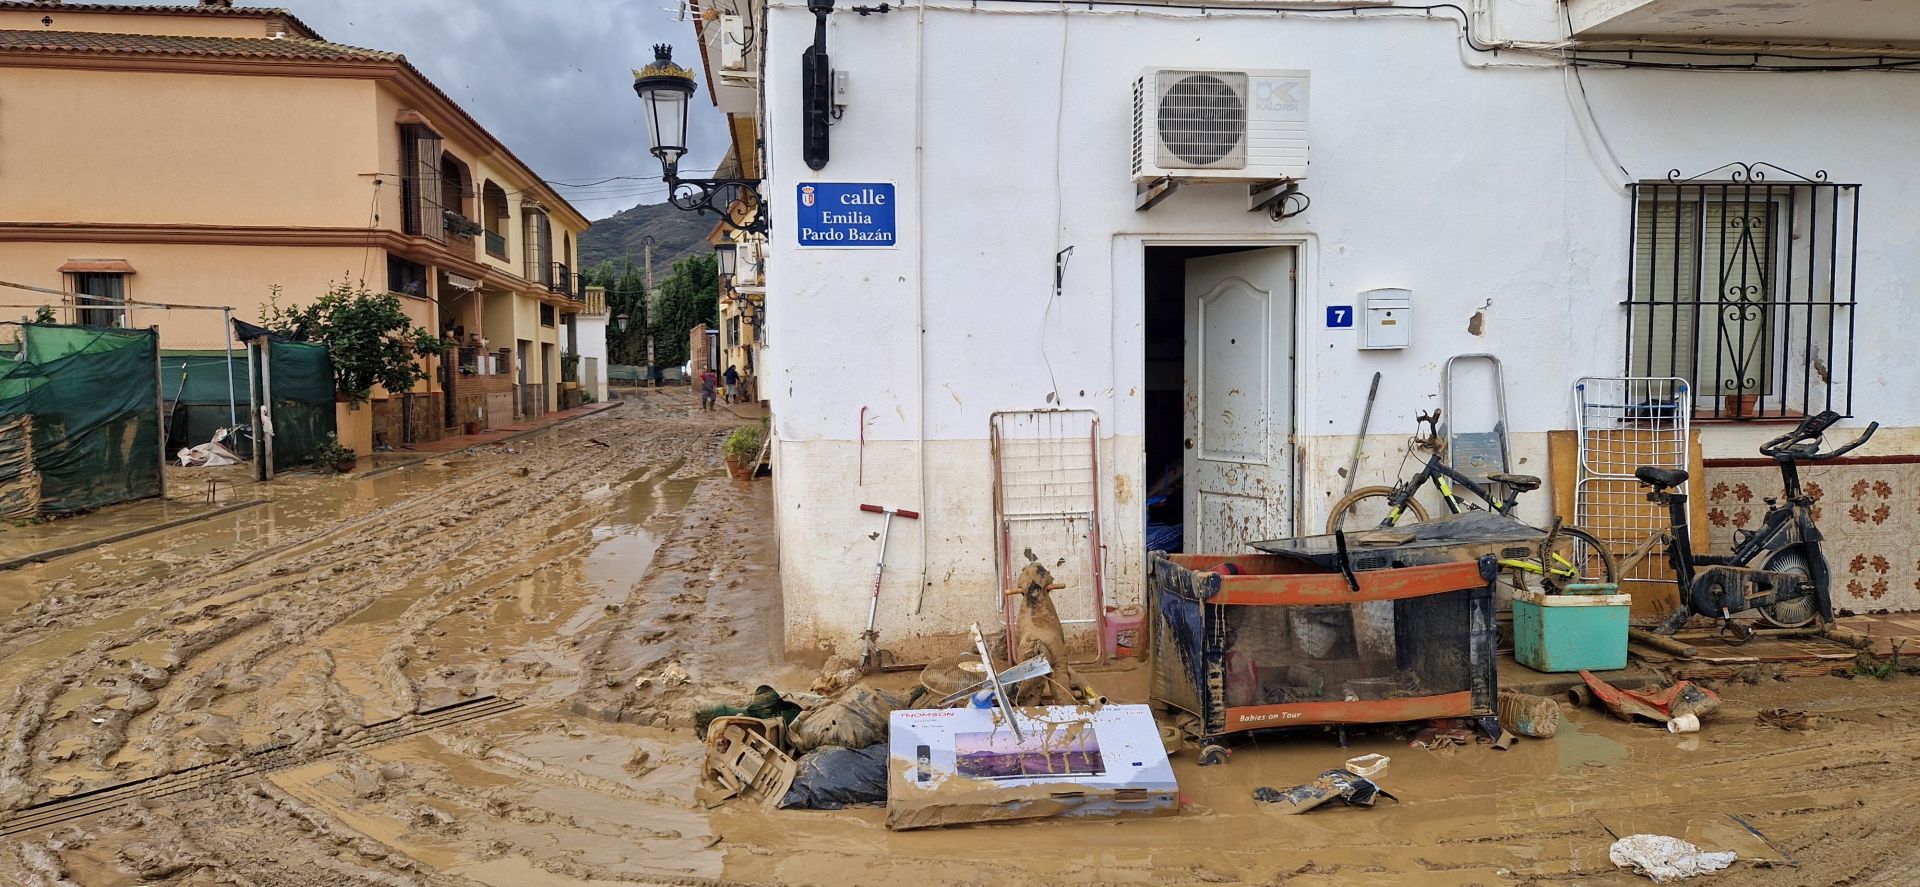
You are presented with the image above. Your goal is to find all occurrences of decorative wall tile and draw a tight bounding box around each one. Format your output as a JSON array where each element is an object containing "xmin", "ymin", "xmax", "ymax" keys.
[{"xmin": 1704, "ymin": 461, "xmax": 1920, "ymax": 614}]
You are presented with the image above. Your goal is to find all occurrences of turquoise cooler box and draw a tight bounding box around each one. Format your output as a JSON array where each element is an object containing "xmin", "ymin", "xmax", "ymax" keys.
[{"xmin": 1512, "ymin": 589, "xmax": 1631, "ymax": 673}]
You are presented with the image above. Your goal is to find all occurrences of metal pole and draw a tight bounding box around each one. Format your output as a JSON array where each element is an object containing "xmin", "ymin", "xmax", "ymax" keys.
[
  {"xmin": 223, "ymin": 307, "xmax": 237, "ymax": 429},
  {"xmin": 259, "ymin": 336, "xmax": 275, "ymax": 481},
  {"xmin": 247, "ymin": 338, "xmax": 262, "ymax": 481},
  {"xmin": 151, "ymin": 325, "xmax": 168, "ymax": 501}
]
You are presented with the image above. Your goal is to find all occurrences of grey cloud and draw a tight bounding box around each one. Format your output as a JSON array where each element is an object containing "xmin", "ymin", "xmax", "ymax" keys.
[{"xmin": 125, "ymin": 0, "xmax": 727, "ymax": 219}]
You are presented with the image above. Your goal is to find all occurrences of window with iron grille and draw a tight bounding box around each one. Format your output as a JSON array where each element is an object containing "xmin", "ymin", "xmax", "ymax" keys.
[
  {"xmin": 387, "ymin": 254, "xmax": 427, "ymax": 298},
  {"xmin": 540, "ymin": 303, "xmax": 556, "ymax": 328},
  {"xmin": 1626, "ymin": 164, "xmax": 1858, "ymax": 420},
  {"xmin": 524, "ymin": 208, "xmax": 552, "ymax": 285},
  {"xmin": 399, "ymin": 123, "xmax": 444, "ymax": 241}
]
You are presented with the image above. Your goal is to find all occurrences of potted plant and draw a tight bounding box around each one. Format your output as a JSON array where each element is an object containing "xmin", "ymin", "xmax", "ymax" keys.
[
  {"xmin": 316, "ymin": 433, "xmax": 358, "ymax": 474},
  {"xmin": 723, "ymin": 424, "xmax": 762, "ymax": 480}
]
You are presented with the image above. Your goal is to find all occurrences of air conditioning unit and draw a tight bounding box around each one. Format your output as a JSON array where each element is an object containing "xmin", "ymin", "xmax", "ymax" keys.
[
  {"xmin": 738, "ymin": 241, "xmax": 764, "ymax": 284},
  {"xmin": 1132, "ymin": 68, "xmax": 1310, "ymax": 184},
  {"xmin": 719, "ymin": 14, "xmax": 748, "ymax": 72}
]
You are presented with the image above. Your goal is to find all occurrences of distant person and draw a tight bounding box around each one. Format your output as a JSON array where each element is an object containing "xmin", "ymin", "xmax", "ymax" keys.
[
  {"xmin": 724, "ymin": 364, "xmax": 740, "ymax": 404},
  {"xmin": 700, "ymin": 368, "xmax": 718, "ymax": 412}
]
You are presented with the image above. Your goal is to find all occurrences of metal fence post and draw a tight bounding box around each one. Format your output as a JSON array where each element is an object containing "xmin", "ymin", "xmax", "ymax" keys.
[
  {"xmin": 260, "ymin": 336, "xmax": 275, "ymax": 480},
  {"xmin": 247, "ymin": 338, "xmax": 263, "ymax": 482},
  {"xmin": 223, "ymin": 307, "xmax": 238, "ymax": 429},
  {"xmin": 151, "ymin": 325, "xmax": 167, "ymax": 501}
]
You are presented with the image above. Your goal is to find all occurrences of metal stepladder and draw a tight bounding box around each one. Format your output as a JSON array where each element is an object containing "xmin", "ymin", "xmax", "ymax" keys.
[{"xmin": 1439, "ymin": 354, "xmax": 1511, "ymax": 486}]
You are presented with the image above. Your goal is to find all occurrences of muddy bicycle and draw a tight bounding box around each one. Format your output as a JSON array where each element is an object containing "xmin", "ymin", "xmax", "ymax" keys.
[{"xmin": 1328, "ymin": 411, "xmax": 1617, "ymax": 591}]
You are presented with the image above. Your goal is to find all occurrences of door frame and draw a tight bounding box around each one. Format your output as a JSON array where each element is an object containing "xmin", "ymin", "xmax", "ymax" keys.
[{"xmin": 1117, "ymin": 233, "xmax": 1313, "ymax": 551}]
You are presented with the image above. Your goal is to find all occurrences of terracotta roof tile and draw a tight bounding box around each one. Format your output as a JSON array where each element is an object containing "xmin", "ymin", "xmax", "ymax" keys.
[
  {"xmin": 0, "ymin": 28, "xmax": 396, "ymax": 62},
  {"xmin": 0, "ymin": 2, "xmax": 318, "ymax": 39}
]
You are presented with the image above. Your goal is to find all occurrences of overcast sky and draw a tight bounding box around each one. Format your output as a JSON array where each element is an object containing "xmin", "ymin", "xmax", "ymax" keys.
[{"xmin": 130, "ymin": 0, "xmax": 729, "ymax": 220}]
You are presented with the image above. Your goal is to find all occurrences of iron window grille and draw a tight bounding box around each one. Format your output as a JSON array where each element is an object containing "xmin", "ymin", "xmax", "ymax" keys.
[
  {"xmin": 399, "ymin": 124, "xmax": 445, "ymax": 242},
  {"xmin": 1625, "ymin": 163, "xmax": 1858, "ymax": 420}
]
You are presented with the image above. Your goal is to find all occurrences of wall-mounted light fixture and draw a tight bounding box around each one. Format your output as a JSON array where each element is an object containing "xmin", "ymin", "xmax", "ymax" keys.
[
  {"xmin": 801, "ymin": 0, "xmax": 835, "ymax": 170},
  {"xmin": 714, "ymin": 242, "xmax": 738, "ymax": 280},
  {"xmin": 633, "ymin": 45, "xmax": 768, "ymax": 235}
]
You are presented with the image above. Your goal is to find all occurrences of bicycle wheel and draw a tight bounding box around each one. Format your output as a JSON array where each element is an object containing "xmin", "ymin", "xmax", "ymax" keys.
[
  {"xmin": 1325, "ymin": 486, "xmax": 1429, "ymax": 534},
  {"xmin": 1539, "ymin": 526, "xmax": 1619, "ymax": 590}
]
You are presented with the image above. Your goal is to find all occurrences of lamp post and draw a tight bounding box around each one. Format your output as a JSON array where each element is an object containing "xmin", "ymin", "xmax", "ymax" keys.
[{"xmin": 633, "ymin": 45, "xmax": 768, "ymax": 235}]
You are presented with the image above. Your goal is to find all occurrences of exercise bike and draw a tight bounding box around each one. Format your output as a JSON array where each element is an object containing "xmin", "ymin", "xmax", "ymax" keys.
[{"xmin": 1636, "ymin": 410, "xmax": 1877, "ymax": 643}]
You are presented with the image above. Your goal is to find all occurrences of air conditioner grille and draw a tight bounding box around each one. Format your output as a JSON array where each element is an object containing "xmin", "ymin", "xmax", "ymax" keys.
[
  {"xmin": 1131, "ymin": 78, "xmax": 1146, "ymax": 176},
  {"xmin": 1157, "ymin": 73, "xmax": 1245, "ymax": 166}
]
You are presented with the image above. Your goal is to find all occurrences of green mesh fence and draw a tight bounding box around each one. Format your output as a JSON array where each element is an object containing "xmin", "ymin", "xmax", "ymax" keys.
[
  {"xmin": 0, "ymin": 323, "xmax": 163, "ymax": 519},
  {"xmin": 262, "ymin": 339, "xmax": 336, "ymax": 473},
  {"xmin": 159, "ymin": 353, "xmax": 250, "ymax": 453}
]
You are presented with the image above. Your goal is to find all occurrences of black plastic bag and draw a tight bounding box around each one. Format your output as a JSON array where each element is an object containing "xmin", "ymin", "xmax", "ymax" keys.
[{"xmin": 780, "ymin": 744, "xmax": 889, "ymax": 810}]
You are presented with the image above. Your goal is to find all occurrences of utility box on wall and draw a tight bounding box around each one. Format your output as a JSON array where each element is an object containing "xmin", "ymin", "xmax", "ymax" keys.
[{"xmin": 1360, "ymin": 288, "xmax": 1412, "ymax": 350}]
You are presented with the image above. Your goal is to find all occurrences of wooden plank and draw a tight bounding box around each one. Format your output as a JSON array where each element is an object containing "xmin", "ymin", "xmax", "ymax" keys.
[{"xmin": 1548, "ymin": 429, "xmax": 1578, "ymax": 527}]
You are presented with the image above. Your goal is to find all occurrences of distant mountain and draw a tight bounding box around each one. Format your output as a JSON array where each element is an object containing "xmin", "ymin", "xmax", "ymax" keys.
[{"xmin": 579, "ymin": 201, "xmax": 715, "ymax": 274}]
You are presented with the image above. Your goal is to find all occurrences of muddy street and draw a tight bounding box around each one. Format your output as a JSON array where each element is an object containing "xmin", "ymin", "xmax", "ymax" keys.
[{"xmin": 0, "ymin": 389, "xmax": 1917, "ymax": 885}]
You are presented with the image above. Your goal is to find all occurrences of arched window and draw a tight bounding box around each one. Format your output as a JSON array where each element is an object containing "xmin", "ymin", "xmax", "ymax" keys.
[
  {"xmin": 439, "ymin": 154, "xmax": 472, "ymax": 223},
  {"xmin": 482, "ymin": 181, "xmax": 510, "ymax": 258}
]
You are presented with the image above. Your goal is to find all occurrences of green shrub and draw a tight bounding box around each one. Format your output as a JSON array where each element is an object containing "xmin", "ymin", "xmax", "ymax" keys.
[
  {"xmin": 724, "ymin": 425, "xmax": 762, "ymax": 461},
  {"xmin": 315, "ymin": 433, "xmax": 357, "ymax": 473}
]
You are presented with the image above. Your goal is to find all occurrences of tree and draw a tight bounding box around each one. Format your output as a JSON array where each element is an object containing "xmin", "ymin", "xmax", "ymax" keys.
[
  {"xmin": 260, "ymin": 281, "xmax": 443, "ymax": 405},
  {"xmin": 647, "ymin": 254, "xmax": 718, "ymax": 370},
  {"xmin": 589, "ymin": 258, "xmax": 650, "ymax": 366}
]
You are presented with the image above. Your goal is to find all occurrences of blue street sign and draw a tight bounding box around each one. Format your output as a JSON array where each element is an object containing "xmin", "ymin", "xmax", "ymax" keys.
[
  {"xmin": 795, "ymin": 182, "xmax": 897, "ymax": 248},
  {"xmin": 1326, "ymin": 305, "xmax": 1355, "ymax": 328}
]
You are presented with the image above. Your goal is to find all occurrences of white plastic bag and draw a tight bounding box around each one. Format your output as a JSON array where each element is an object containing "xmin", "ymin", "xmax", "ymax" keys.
[{"xmin": 1609, "ymin": 834, "xmax": 1737, "ymax": 882}]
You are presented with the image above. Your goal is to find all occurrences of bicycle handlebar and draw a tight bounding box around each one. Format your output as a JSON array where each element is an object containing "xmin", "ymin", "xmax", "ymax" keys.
[
  {"xmin": 1814, "ymin": 422, "xmax": 1878, "ymax": 460},
  {"xmin": 1758, "ymin": 410, "xmax": 1877, "ymax": 461}
]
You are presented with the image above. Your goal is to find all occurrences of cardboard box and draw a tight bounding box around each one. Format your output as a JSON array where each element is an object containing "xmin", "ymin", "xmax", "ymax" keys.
[{"xmin": 886, "ymin": 703, "xmax": 1178, "ymax": 830}]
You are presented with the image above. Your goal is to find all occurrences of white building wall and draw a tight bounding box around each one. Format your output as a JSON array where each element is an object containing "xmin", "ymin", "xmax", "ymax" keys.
[
  {"xmin": 760, "ymin": 1, "xmax": 1920, "ymax": 659},
  {"xmin": 577, "ymin": 315, "xmax": 610, "ymax": 400}
]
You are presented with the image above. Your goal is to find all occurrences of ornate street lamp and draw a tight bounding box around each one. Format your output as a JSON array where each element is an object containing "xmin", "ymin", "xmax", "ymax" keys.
[
  {"xmin": 615, "ymin": 313, "xmax": 630, "ymax": 333},
  {"xmin": 714, "ymin": 242, "xmax": 738, "ymax": 281},
  {"xmin": 633, "ymin": 45, "xmax": 768, "ymax": 235}
]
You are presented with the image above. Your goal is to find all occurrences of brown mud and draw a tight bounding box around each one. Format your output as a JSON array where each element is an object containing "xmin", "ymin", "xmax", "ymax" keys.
[{"xmin": 2, "ymin": 388, "xmax": 1919, "ymax": 885}]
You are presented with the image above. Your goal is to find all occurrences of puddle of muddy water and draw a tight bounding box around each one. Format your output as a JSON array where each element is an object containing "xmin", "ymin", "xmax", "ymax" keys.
[
  {"xmin": 325, "ymin": 459, "xmax": 707, "ymax": 713},
  {"xmin": 0, "ymin": 462, "xmax": 479, "ymax": 619}
]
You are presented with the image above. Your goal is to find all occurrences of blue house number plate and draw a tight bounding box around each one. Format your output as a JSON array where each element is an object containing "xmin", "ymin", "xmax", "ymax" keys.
[{"xmin": 1326, "ymin": 305, "xmax": 1355, "ymax": 328}]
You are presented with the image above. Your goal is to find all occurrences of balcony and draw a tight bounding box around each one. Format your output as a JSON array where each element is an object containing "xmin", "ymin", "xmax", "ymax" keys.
[
  {"xmin": 1568, "ymin": 0, "xmax": 1920, "ymax": 45},
  {"xmin": 485, "ymin": 230, "xmax": 508, "ymax": 260},
  {"xmin": 549, "ymin": 263, "xmax": 577, "ymax": 298},
  {"xmin": 442, "ymin": 211, "xmax": 482, "ymax": 261},
  {"xmin": 457, "ymin": 345, "xmax": 511, "ymax": 377}
]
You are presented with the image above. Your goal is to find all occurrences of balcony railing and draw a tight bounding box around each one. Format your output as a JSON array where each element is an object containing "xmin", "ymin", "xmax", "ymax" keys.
[
  {"xmin": 550, "ymin": 263, "xmax": 573, "ymax": 296},
  {"xmin": 457, "ymin": 345, "xmax": 511, "ymax": 376},
  {"xmin": 442, "ymin": 211, "xmax": 481, "ymax": 260},
  {"xmin": 484, "ymin": 230, "xmax": 508, "ymax": 259}
]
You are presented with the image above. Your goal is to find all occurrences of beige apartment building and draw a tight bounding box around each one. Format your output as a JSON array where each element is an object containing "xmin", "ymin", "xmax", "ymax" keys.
[{"xmin": 0, "ymin": 0, "xmax": 590, "ymax": 450}]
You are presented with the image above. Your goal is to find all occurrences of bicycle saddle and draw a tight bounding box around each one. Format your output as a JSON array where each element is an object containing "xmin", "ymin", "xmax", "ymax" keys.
[
  {"xmin": 1486, "ymin": 473, "xmax": 1541, "ymax": 492},
  {"xmin": 1635, "ymin": 466, "xmax": 1689, "ymax": 489}
]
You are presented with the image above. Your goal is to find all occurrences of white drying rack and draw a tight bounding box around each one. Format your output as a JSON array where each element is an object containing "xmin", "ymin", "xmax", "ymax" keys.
[{"xmin": 1573, "ymin": 377, "xmax": 1691, "ymax": 582}]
